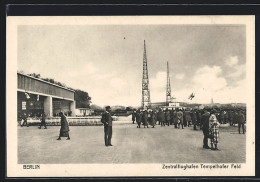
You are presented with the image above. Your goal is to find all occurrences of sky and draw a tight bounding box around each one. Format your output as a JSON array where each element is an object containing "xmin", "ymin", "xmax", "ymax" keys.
[{"xmin": 18, "ymin": 25, "xmax": 246, "ymax": 107}]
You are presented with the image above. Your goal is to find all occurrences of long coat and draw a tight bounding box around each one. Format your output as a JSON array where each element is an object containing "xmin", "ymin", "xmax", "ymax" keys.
[
  {"xmin": 184, "ymin": 111, "xmax": 192, "ymax": 122},
  {"xmin": 157, "ymin": 110, "xmax": 165, "ymax": 123},
  {"xmin": 132, "ymin": 112, "xmax": 136, "ymax": 122},
  {"xmin": 237, "ymin": 112, "xmax": 245, "ymax": 124},
  {"xmin": 165, "ymin": 111, "xmax": 171, "ymax": 122},
  {"xmin": 136, "ymin": 112, "xmax": 142, "ymax": 124},
  {"xmin": 150, "ymin": 112, "xmax": 156, "ymax": 126},
  {"xmin": 142, "ymin": 111, "xmax": 148, "ymax": 126},
  {"xmin": 191, "ymin": 111, "xmax": 197, "ymax": 125},
  {"xmin": 59, "ymin": 115, "xmax": 70, "ymax": 137},
  {"xmin": 177, "ymin": 111, "xmax": 183, "ymax": 124},
  {"xmin": 173, "ymin": 111, "xmax": 178, "ymax": 124},
  {"xmin": 101, "ymin": 112, "xmax": 113, "ymax": 126},
  {"xmin": 201, "ymin": 112, "xmax": 210, "ymax": 132},
  {"xmin": 60, "ymin": 115, "xmax": 69, "ymax": 132}
]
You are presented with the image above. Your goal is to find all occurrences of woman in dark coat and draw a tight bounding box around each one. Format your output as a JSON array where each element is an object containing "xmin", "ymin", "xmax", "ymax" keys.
[{"xmin": 57, "ymin": 112, "xmax": 70, "ymax": 140}]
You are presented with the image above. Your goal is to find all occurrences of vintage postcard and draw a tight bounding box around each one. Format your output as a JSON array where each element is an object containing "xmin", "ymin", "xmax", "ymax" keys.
[{"xmin": 6, "ymin": 16, "xmax": 255, "ymax": 177}]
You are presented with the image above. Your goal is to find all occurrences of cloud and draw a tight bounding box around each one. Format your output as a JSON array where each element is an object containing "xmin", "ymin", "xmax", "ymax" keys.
[
  {"xmin": 225, "ymin": 56, "xmax": 239, "ymax": 67},
  {"xmin": 192, "ymin": 65, "xmax": 227, "ymax": 92},
  {"xmin": 68, "ymin": 63, "xmax": 98, "ymax": 78},
  {"xmin": 175, "ymin": 73, "xmax": 185, "ymax": 80},
  {"xmin": 173, "ymin": 65, "xmax": 228, "ymax": 103},
  {"xmin": 227, "ymin": 63, "xmax": 246, "ymax": 78},
  {"xmin": 173, "ymin": 65, "xmax": 247, "ymax": 104},
  {"xmin": 150, "ymin": 72, "xmax": 167, "ymax": 102}
]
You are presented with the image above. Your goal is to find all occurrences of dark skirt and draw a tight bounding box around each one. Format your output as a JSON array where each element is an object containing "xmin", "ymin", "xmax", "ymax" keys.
[{"xmin": 60, "ymin": 131, "xmax": 69, "ymax": 137}]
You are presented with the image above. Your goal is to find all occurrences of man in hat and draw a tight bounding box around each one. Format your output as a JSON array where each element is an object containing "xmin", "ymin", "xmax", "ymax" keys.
[
  {"xmin": 201, "ymin": 109, "xmax": 211, "ymax": 149},
  {"xmin": 101, "ymin": 106, "xmax": 113, "ymax": 146}
]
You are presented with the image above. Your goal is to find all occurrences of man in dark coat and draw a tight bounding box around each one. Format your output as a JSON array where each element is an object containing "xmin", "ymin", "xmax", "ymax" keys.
[
  {"xmin": 101, "ymin": 106, "xmax": 113, "ymax": 146},
  {"xmin": 39, "ymin": 112, "xmax": 47, "ymax": 129},
  {"xmin": 150, "ymin": 110, "xmax": 156, "ymax": 128},
  {"xmin": 196, "ymin": 110, "xmax": 201, "ymax": 130},
  {"xmin": 21, "ymin": 112, "xmax": 29, "ymax": 127},
  {"xmin": 142, "ymin": 110, "xmax": 149, "ymax": 128},
  {"xmin": 165, "ymin": 108, "xmax": 171, "ymax": 126},
  {"xmin": 237, "ymin": 110, "xmax": 246, "ymax": 134},
  {"xmin": 177, "ymin": 108, "xmax": 184, "ymax": 129},
  {"xmin": 157, "ymin": 108, "xmax": 165, "ymax": 126},
  {"xmin": 185, "ymin": 110, "xmax": 192, "ymax": 127},
  {"xmin": 191, "ymin": 110, "xmax": 197, "ymax": 130},
  {"xmin": 136, "ymin": 109, "xmax": 142, "ymax": 128},
  {"xmin": 132, "ymin": 110, "xmax": 136, "ymax": 124},
  {"xmin": 170, "ymin": 108, "xmax": 174, "ymax": 125},
  {"xmin": 183, "ymin": 109, "xmax": 187, "ymax": 127},
  {"xmin": 201, "ymin": 109, "xmax": 211, "ymax": 149},
  {"xmin": 57, "ymin": 112, "xmax": 70, "ymax": 140}
]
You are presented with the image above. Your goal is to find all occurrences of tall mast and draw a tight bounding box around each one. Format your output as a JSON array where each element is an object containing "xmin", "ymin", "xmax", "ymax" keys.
[
  {"xmin": 166, "ymin": 61, "xmax": 171, "ymax": 106},
  {"xmin": 141, "ymin": 40, "xmax": 151, "ymax": 109}
]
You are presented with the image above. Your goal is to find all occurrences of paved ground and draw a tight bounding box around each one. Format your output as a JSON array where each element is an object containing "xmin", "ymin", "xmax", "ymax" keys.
[{"xmin": 18, "ymin": 117, "xmax": 246, "ymax": 164}]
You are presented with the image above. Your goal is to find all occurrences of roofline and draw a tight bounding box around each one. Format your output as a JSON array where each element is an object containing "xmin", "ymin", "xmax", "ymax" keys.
[{"xmin": 17, "ymin": 72, "xmax": 75, "ymax": 92}]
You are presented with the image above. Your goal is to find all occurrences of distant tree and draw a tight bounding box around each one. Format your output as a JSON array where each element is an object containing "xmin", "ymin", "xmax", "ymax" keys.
[
  {"xmin": 28, "ymin": 73, "xmax": 41, "ymax": 78},
  {"xmin": 91, "ymin": 104, "xmax": 104, "ymax": 111},
  {"xmin": 126, "ymin": 106, "xmax": 133, "ymax": 111},
  {"xmin": 75, "ymin": 89, "xmax": 91, "ymax": 108}
]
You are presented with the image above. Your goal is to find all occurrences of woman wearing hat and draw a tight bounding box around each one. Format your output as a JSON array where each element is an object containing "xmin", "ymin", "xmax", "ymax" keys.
[{"xmin": 57, "ymin": 112, "xmax": 70, "ymax": 140}]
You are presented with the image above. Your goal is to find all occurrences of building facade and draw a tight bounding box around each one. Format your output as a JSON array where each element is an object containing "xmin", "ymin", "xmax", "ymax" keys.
[{"xmin": 17, "ymin": 73, "xmax": 76, "ymax": 117}]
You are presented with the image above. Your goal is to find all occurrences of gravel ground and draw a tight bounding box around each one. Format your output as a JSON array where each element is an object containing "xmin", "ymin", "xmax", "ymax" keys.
[{"xmin": 18, "ymin": 119, "xmax": 246, "ymax": 164}]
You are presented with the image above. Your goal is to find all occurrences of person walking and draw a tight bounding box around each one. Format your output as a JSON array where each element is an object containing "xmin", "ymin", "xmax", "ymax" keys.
[
  {"xmin": 39, "ymin": 112, "xmax": 47, "ymax": 129},
  {"xmin": 57, "ymin": 112, "xmax": 70, "ymax": 140},
  {"xmin": 201, "ymin": 109, "xmax": 211, "ymax": 149},
  {"xmin": 21, "ymin": 112, "xmax": 29, "ymax": 127},
  {"xmin": 101, "ymin": 106, "xmax": 113, "ymax": 146}
]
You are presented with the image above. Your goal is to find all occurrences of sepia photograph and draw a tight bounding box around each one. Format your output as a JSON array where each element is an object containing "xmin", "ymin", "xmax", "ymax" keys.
[{"xmin": 6, "ymin": 16, "xmax": 255, "ymax": 177}]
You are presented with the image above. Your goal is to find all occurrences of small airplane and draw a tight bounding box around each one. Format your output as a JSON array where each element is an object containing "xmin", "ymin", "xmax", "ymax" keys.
[{"xmin": 188, "ymin": 93, "xmax": 195, "ymax": 100}]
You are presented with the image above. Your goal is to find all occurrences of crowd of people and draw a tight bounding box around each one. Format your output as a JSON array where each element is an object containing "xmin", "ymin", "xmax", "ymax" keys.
[
  {"xmin": 132, "ymin": 107, "xmax": 246, "ymax": 150},
  {"xmin": 18, "ymin": 106, "xmax": 246, "ymax": 149}
]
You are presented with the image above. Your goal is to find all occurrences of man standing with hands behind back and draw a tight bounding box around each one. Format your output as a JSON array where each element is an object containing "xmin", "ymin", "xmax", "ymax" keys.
[{"xmin": 101, "ymin": 106, "xmax": 113, "ymax": 147}]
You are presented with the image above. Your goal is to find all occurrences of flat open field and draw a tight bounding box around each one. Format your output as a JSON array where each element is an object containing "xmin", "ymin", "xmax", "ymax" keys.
[{"xmin": 18, "ymin": 117, "xmax": 246, "ymax": 164}]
